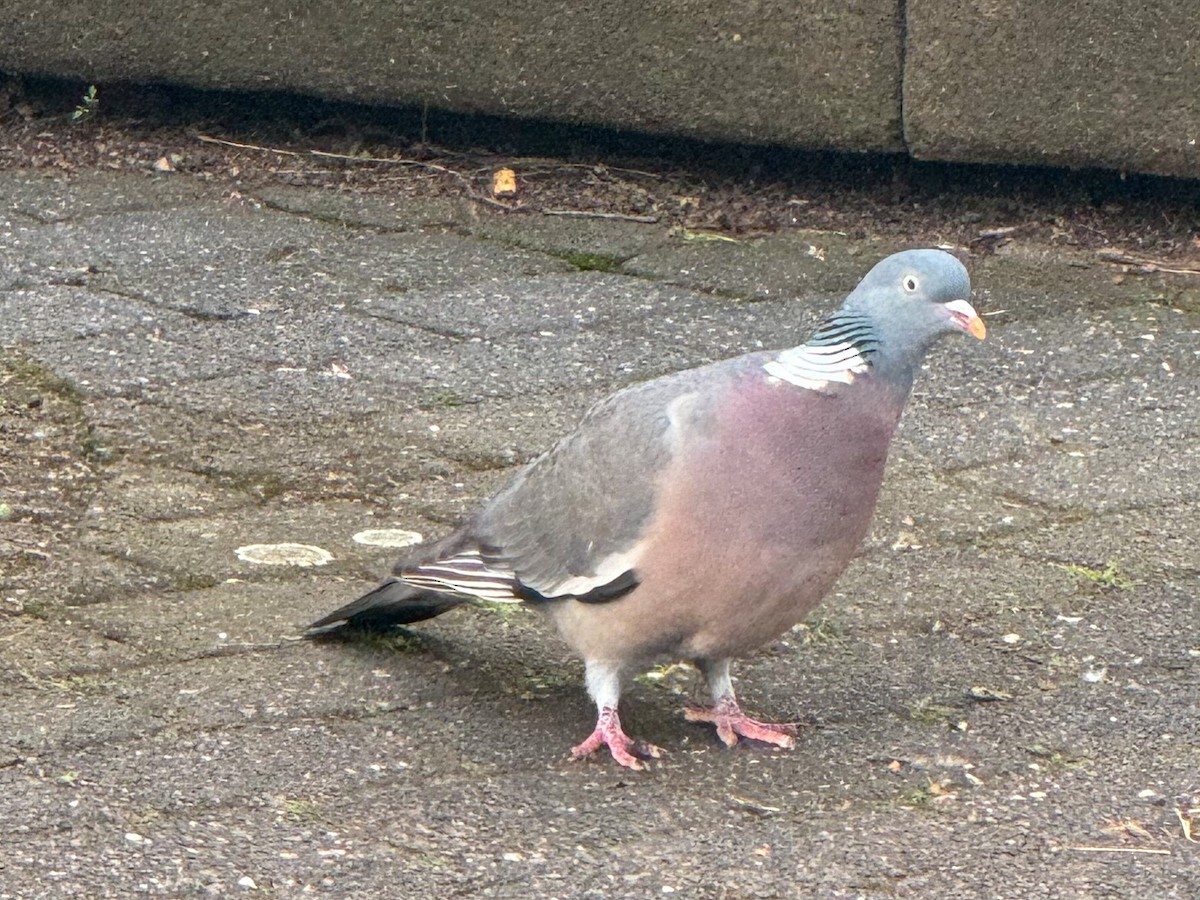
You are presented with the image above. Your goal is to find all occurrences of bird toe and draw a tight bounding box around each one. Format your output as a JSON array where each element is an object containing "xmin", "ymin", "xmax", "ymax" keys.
[
  {"xmin": 570, "ymin": 708, "xmax": 662, "ymax": 770},
  {"xmin": 684, "ymin": 703, "xmax": 798, "ymax": 750}
]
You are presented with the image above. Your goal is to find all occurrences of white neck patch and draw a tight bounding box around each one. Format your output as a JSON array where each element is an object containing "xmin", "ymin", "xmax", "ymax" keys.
[{"xmin": 763, "ymin": 342, "xmax": 871, "ymax": 391}]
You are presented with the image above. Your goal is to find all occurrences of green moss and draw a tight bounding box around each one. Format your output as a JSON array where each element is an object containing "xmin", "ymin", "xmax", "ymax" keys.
[
  {"xmin": 45, "ymin": 673, "xmax": 112, "ymax": 694},
  {"xmin": 2, "ymin": 354, "xmax": 85, "ymax": 404},
  {"xmin": 351, "ymin": 629, "xmax": 427, "ymax": 654},
  {"xmin": 170, "ymin": 572, "xmax": 220, "ymax": 592},
  {"xmin": 791, "ymin": 616, "xmax": 847, "ymax": 646},
  {"xmin": 477, "ymin": 599, "xmax": 529, "ymax": 621},
  {"xmin": 635, "ymin": 661, "xmax": 693, "ymax": 691},
  {"xmin": 281, "ymin": 798, "xmax": 327, "ymax": 824},
  {"xmin": 561, "ymin": 251, "xmax": 624, "ymax": 273},
  {"xmin": 1055, "ymin": 561, "xmax": 1133, "ymax": 590},
  {"xmin": 1024, "ymin": 744, "xmax": 1095, "ymax": 773},
  {"xmin": 3, "ymin": 352, "xmax": 111, "ymax": 467},
  {"xmin": 518, "ymin": 667, "xmax": 576, "ymax": 698},
  {"xmin": 1168, "ymin": 286, "xmax": 1200, "ymax": 316},
  {"xmin": 19, "ymin": 599, "xmax": 57, "ymax": 622},
  {"xmin": 907, "ymin": 696, "xmax": 961, "ymax": 726},
  {"xmin": 899, "ymin": 784, "xmax": 938, "ymax": 810},
  {"xmin": 394, "ymin": 849, "xmax": 455, "ymax": 871},
  {"xmin": 422, "ymin": 389, "xmax": 465, "ymax": 409},
  {"xmin": 80, "ymin": 430, "xmax": 116, "ymax": 463},
  {"xmin": 219, "ymin": 469, "xmax": 290, "ymax": 502},
  {"xmin": 439, "ymin": 448, "xmax": 519, "ymax": 473}
]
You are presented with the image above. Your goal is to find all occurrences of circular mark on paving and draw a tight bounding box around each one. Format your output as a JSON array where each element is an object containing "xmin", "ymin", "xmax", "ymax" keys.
[
  {"xmin": 235, "ymin": 543, "xmax": 334, "ymax": 567},
  {"xmin": 352, "ymin": 529, "xmax": 424, "ymax": 548}
]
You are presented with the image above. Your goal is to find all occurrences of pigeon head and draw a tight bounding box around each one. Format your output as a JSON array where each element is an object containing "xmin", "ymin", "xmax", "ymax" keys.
[{"xmin": 840, "ymin": 248, "xmax": 985, "ymax": 387}]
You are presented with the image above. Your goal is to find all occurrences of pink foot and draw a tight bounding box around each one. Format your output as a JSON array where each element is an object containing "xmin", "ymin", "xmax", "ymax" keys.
[
  {"xmin": 570, "ymin": 706, "xmax": 664, "ymax": 771},
  {"xmin": 684, "ymin": 696, "xmax": 797, "ymax": 749}
]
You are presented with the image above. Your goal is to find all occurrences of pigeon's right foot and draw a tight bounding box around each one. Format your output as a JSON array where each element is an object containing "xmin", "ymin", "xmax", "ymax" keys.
[
  {"xmin": 684, "ymin": 695, "xmax": 797, "ymax": 749},
  {"xmin": 570, "ymin": 706, "xmax": 664, "ymax": 770}
]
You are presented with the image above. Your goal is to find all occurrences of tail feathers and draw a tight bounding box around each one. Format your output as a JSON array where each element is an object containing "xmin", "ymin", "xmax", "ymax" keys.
[{"xmin": 304, "ymin": 579, "xmax": 465, "ymax": 636}]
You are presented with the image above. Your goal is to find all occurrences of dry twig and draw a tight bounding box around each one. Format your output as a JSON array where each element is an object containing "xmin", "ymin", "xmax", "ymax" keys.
[
  {"xmin": 194, "ymin": 134, "xmax": 664, "ymax": 219},
  {"xmin": 541, "ymin": 209, "xmax": 658, "ymax": 223},
  {"xmin": 195, "ymin": 133, "xmax": 303, "ymax": 156},
  {"xmin": 1097, "ymin": 248, "xmax": 1200, "ymax": 275}
]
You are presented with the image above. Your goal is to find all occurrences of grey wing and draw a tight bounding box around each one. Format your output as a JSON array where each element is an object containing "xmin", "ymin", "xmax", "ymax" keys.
[
  {"xmin": 473, "ymin": 371, "xmax": 722, "ymax": 601},
  {"xmin": 472, "ymin": 391, "xmax": 686, "ymax": 602},
  {"xmin": 395, "ymin": 358, "xmax": 753, "ymax": 605}
]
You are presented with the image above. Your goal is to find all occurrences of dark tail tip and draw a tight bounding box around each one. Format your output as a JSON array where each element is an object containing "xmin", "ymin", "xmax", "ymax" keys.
[{"xmin": 304, "ymin": 579, "xmax": 465, "ymax": 638}]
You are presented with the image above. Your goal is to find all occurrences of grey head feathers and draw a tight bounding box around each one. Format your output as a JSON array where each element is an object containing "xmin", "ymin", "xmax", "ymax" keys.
[
  {"xmin": 836, "ymin": 249, "xmax": 981, "ymax": 390},
  {"xmin": 766, "ymin": 249, "xmax": 982, "ymax": 395}
]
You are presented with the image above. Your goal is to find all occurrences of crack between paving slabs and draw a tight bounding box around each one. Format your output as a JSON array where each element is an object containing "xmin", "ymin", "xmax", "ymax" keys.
[
  {"xmin": 466, "ymin": 227, "xmax": 803, "ymax": 306},
  {"xmin": 248, "ymin": 191, "xmax": 470, "ymax": 235},
  {"xmin": 34, "ymin": 274, "xmax": 260, "ymax": 325},
  {"xmin": 351, "ymin": 306, "xmax": 472, "ymax": 340},
  {"xmin": 1, "ymin": 693, "xmax": 428, "ymax": 766}
]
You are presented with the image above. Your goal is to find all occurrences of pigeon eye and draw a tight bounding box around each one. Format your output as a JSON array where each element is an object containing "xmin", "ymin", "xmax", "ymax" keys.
[{"xmin": 903, "ymin": 275, "xmax": 920, "ymax": 293}]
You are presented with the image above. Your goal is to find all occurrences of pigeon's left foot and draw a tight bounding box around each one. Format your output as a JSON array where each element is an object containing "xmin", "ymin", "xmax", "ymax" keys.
[
  {"xmin": 684, "ymin": 695, "xmax": 797, "ymax": 749},
  {"xmin": 571, "ymin": 706, "xmax": 664, "ymax": 770}
]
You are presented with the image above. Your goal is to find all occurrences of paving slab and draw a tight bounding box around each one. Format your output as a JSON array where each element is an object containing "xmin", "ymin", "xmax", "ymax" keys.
[{"xmin": 1, "ymin": 151, "xmax": 1198, "ymax": 899}]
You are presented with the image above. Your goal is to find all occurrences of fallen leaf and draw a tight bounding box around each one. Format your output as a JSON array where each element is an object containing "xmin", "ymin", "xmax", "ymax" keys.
[
  {"xmin": 682, "ymin": 229, "xmax": 739, "ymax": 243},
  {"xmin": 492, "ymin": 167, "xmax": 517, "ymax": 196},
  {"xmin": 1177, "ymin": 806, "xmax": 1199, "ymax": 843},
  {"xmin": 728, "ymin": 795, "xmax": 780, "ymax": 817},
  {"xmin": 1102, "ymin": 818, "xmax": 1153, "ymax": 840},
  {"xmin": 891, "ymin": 530, "xmax": 923, "ymax": 551}
]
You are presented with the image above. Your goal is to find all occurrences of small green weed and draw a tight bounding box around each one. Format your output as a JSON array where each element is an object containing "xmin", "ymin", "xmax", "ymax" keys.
[{"xmin": 72, "ymin": 85, "xmax": 99, "ymax": 122}]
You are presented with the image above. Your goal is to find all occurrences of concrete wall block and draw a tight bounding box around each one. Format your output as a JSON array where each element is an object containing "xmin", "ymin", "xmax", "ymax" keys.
[
  {"xmin": 0, "ymin": 1, "xmax": 906, "ymax": 152},
  {"xmin": 904, "ymin": 1, "xmax": 1200, "ymax": 178}
]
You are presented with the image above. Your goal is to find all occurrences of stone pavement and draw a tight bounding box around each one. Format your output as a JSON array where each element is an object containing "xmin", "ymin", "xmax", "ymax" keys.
[{"xmin": 1, "ymin": 167, "xmax": 1198, "ymax": 897}]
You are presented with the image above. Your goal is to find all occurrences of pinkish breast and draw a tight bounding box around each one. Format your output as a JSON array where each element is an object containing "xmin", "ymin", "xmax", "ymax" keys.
[{"xmin": 631, "ymin": 371, "xmax": 906, "ymax": 659}]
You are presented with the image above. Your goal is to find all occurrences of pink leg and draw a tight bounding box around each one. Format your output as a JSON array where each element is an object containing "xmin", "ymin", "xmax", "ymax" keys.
[
  {"xmin": 685, "ymin": 658, "xmax": 797, "ymax": 749},
  {"xmin": 571, "ymin": 706, "xmax": 664, "ymax": 771}
]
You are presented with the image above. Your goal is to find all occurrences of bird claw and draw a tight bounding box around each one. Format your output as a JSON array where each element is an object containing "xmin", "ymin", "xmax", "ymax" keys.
[
  {"xmin": 571, "ymin": 707, "xmax": 663, "ymax": 770},
  {"xmin": 683, "ymin": 701, "xmax": 798, "ymax": 749}
]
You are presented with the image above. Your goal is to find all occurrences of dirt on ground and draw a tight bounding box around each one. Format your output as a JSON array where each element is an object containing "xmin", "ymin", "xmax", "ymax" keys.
[{"xmin": 3, "ymin": 73, "xmax": 1199, "ymax": 264}]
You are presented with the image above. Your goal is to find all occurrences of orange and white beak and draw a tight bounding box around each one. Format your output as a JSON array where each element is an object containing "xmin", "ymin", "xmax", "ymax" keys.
[{"xmin": 944, "ymin": 298, "xmax": 987, "ymax": 340}]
